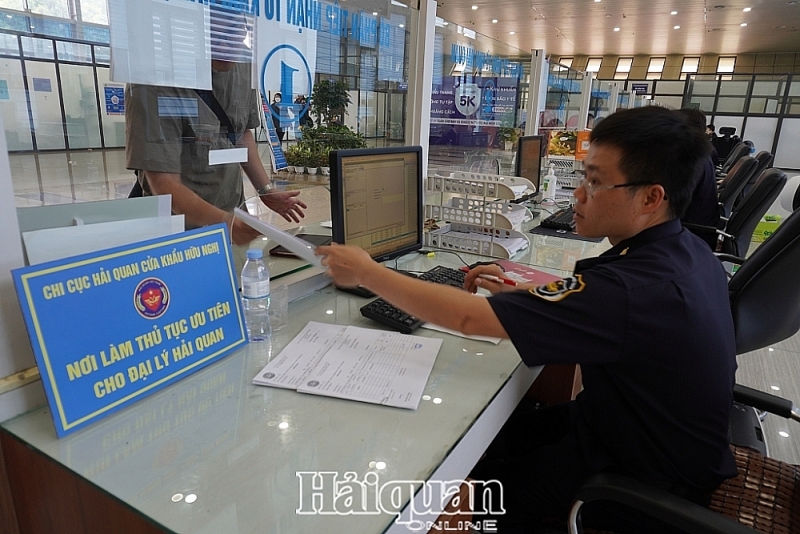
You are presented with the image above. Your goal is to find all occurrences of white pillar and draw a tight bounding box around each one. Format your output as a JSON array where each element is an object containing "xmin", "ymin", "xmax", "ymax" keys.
[
  {"xmin": 407, "ymin": 0, "xmax": 437, "ymax": 180},
  {"xmin": 0, "ymin": 119, "xmax": 45, "ymax": 422},
  {"xmin": 526, "ymin": 49, "xmax": 548, "ymax": 137}
]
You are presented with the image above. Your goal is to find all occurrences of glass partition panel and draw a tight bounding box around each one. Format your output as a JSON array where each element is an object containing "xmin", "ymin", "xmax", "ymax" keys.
[
  {"xmin": 428, "ymin": 17, "xmax": 528, "ymax": 176},
  {"xmin": 688, "ymin": 96, "xmax": 715, "ymax": 112},
  {"xmin": 789, "ymin": 78, "xmax": 800, "ymax": 97},
  {"xmin": 25, "ymin": 60, "xmax": 64, "ymax": 149},
  {"xmin": 654, "ymin": 80, "xmax": 685, "ymax": 94},
  {"xmin": 94, "ymin": 45, "xmax": 109, "ymax": 65},
  {"xmin": 718, "ymin": 78, "xmax": 750, "ymax": 96},
  {"xmin": 691, "ymin": 78, "xmax": 718, "ymax": 95},
  {"xmin": 56, "ymin": 41, "xmax": 92, "ymax": 63},
  {"xmin": 21, "ymin": 36, "xmax": 54, "ymax": 59},
  {"xmin": 716, "ymin": 97, "xmax": 746, "ymax": 113},
  {"xmin": 591, "ymin": 79, "xmax": 613, "ymax": 123},
  {"xmin": 0, "ymin": 32, "xmax": 19, "ymax": 56},
  {"xmin": 60, "ymin": 63, "xmax": 101, "ymax": 149},
  {"xmin": 0, "ymin": 57, "xmax": 33, "ymax": 150}
]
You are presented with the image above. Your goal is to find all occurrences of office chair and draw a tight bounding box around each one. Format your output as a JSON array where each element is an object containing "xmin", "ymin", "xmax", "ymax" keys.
[
  {"xmin": 718, "ymin": 143, "xmax": 750, "ymax": 176},
  {"xmin": 719, "ymin": 169, "xmax": 787, "ymax": 256},
  {"xmin": 738, "ymin": 150, "xmax": 774, "ymax": 200},
  {"xmin": 569, "ymin": 209, "xmax": 800, "ymax": 534},
  {"xmin": 715, "ymin": 155, "xmax": 759, "ymax": 219},
  {"xmin": 713, "ymin": 127, "xmax": 740, "ymax": 161}
]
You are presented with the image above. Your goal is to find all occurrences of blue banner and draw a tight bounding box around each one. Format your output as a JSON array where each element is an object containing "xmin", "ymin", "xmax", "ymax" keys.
[{"xmin": 12, "ymin": 225, "xmax": 247, "ymax": 437}]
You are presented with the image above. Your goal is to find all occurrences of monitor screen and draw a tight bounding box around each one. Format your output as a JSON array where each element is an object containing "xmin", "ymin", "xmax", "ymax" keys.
[
  {"xmin": 329, "ymin": 146, "xmax": 423, "ymax": 263},
  {"xmin": 515, "ymin": 135, "xmax": 545, "ymax": 194}
]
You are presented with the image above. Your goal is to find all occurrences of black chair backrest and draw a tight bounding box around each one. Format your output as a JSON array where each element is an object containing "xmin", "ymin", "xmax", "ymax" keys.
[
  {"xmin": 724, "ymin": 168, "xmax": 787, "ymax": 257},
  {"xmin": 735, "ymin": 151, "xmax": 775, "ymax": 204},
  {"xmin": 714, "ymin": 127, "xmax": 740, "ymax": 160},
  {"xmin": 721, "ymin": 143, "xmax": 750, "ymax": 175},
  {"xmin": 718, "ymin": 156, "xmax": 758, "ymax": 218},
  {"xmin": 729, "ymin": 206, "xmax": 800, "ymax": 353}
]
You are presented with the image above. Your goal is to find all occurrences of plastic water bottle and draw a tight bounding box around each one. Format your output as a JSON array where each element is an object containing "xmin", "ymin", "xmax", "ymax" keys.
[{"xmin": 241, "ymin": 249, "xmax": 271, "ymax": 342}]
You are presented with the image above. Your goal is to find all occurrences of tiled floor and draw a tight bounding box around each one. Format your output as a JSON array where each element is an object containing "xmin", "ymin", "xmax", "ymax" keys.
[{"xmin": 8, "ymin": 145, "xmax": 800, "ymax": 466}]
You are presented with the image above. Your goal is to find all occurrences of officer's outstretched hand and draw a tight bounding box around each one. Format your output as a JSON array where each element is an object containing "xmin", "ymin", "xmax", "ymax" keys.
[
  {"xmin": 464, "ymin": 264, "xmax": 514, "ymax": 295},
  {"xmin": 316, "ymin": 243, "xmax": 376, "ymax": 288},
  {"xmin": 261, "ymin": 190, "xmax": 308, "ymax": 224}
]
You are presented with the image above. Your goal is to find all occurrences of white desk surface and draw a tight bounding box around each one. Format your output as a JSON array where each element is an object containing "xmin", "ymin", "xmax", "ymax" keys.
[{"xmin": 1, "ymin": 233, "xmax": 609, "ymax": 533}]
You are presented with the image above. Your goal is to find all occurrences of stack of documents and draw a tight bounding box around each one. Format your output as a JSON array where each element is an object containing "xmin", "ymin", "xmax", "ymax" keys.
[{"xmin": 253, "ymin": 322, "xmax": 442, "ymax": 410}]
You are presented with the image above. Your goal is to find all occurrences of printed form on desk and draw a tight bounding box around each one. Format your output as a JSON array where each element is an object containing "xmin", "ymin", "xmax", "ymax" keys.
[{"xmin": 253, "ymin": 322, "xmax": 442, "ymax": 409}]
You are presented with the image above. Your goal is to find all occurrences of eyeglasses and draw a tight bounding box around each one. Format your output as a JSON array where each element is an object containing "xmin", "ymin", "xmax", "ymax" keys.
[{"xmin": 578, "ymin": 178, "xmax": 662, "ymax": 198}]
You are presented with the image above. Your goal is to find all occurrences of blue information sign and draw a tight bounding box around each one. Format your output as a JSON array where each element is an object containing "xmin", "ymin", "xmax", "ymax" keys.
[
  {"xmin": 12, "ymin": 225, "xmax": 247, "ymax": 437},
  {"xmin": 104, "ymin": 85, "xmax": 125, "ymax": 115}
]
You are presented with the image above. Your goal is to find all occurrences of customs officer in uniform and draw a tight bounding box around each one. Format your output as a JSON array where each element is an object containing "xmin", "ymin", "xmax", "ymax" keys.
[{"xmin": 316, "ymin": 106, "xmax": 737, "ymax": 532}]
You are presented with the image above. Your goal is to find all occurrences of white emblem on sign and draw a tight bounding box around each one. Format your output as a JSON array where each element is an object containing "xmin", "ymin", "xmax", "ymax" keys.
[{"xmin": 455, "ymin": 83, "xmax": 481, "ymax": 117}]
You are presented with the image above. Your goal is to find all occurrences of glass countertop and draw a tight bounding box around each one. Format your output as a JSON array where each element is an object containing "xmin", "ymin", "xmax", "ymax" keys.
[{"xmin": 2, "ymin": 255, "xmax": 533, "ymax": 533}]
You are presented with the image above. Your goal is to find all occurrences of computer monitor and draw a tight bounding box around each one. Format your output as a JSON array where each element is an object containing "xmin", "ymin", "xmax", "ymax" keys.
[
  {"xmin": 329, "ymin": 146, "xmax": 423, "ymax": 263},
  {"xmin": 515, "ymin": 135, "xmax": 545, "ymax": 194}
]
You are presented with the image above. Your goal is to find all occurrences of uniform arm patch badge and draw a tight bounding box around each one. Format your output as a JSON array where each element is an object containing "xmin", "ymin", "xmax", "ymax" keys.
[{"xmin": 529, "ymin": 274, "xmax": 586, "ymax": 302}]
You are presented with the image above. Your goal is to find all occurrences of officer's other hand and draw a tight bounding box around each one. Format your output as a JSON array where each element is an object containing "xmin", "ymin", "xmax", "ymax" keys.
[
  {"xmin": 464, "ymin": 264, "xmax": 509, "ymax": 295},
  {"xmin": 316, "ymin": 243, "xmax": 375, "ymax": 288},
  {"xmin": 231, "ymin": 217, "xmax": 262, "ymax": 246},
  {"xmin": 261, "ymin": 190, "xmax": 308, "ymax": 224}
]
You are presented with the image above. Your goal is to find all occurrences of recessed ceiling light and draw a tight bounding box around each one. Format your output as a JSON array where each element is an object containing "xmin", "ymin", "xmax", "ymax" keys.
[
  {"xmin": 743, "ymin": 7, "xmax": 752, "ymax": 11},
  {"xmin": 492, "ymin": 19, "xmax": 498, "ymax": 23},
  {"xmin": 594, "ymin": 0, "xmax": 602, "ymax": 2},
  {"xmin": 779, "ymin": 431, "xmax": 790, "ymax": 438},
  {"xmin": 372, "ymin": 11, "xmax": 377, "ymax": 15},
  {"xmin": 671, "ymin": 10, "xmax": 678, "ymax": 15},
  {"xmin": 775, "ymin": 24, "xmax": 787, "ymax": 28},
  {"xmin": 614, "ymin": 27, "xmax": 620, "ymax": 31},
  {"xmin": 674, "ymin": 25, "xmax": 681, "ymax": 29},
  {"xmin": 471, "ymin": 4, "xmax": 478, "ymax": 9},
  {"xmin": 771, "ymin": 385, "xmax": 781, "ymax": 390},
  {"xmin": 509, "ymin": 31, "xmax": 515, "ymax": 34},
  {"xmin": 399, "ymin": 24, "xmax": 404, "ymax": 27},
  {"xmin": 740, "ymin": 22, "xmax": 747, "ymax": 26},
  {"xmin": 605, "ymin": 14, "xmax": 612, "ymax": 17}
]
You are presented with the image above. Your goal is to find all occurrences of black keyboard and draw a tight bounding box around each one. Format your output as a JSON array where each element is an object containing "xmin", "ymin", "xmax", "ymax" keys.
[
  {"xmin": 540, "ymin": 207, "xmax": 575, "ymax": 231},
  {"xmin": 359, "ymin": 266, "xmax": 466, "ymax": 334}
]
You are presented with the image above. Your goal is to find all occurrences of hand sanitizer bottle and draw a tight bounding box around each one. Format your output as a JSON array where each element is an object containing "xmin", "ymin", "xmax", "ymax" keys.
[{"xmin": 543, "ymin": 164, "xmax": 557, "ymax": 201}]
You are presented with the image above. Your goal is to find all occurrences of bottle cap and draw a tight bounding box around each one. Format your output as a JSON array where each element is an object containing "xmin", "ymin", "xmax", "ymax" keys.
[{"xmin": 246, "ymin": 248, "xmax": 263, "ymax": 259}]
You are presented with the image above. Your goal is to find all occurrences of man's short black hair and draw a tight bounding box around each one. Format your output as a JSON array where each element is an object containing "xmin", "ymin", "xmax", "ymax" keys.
[{"xmin": 589, "ymin": 106, "xmax": 711, "ymax": 219}]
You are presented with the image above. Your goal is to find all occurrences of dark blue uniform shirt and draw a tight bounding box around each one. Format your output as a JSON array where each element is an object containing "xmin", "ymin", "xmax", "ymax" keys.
[{"xmin": 489, "ymin": 219, "xmax": 737, "ymax": 491}]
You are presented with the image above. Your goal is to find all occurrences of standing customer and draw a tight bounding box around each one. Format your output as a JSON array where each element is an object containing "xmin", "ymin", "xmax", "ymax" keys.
[{"xmin": 125, "ymin": 7, "xmax": 306, "ymax": 246}]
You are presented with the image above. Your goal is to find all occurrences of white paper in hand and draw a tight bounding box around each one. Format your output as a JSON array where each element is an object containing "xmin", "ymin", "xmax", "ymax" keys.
[{"xmin": 233, "ymin": 208, "xmax": 323, "ymax": 266}]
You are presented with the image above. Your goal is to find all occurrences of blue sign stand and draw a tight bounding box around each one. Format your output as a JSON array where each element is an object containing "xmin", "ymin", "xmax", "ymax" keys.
[{"xmin": 12, "ymin": 225, "xmax": 247, "ymax": 437}]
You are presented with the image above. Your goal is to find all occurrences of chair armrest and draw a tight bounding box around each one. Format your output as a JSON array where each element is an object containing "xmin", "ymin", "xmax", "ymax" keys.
[
  {"xmin": 733, "ymin": 384, "xmax": 799, "ymax": 421},
  {"xmin": 569, "ymin": 473, "xmax": 757, "ymax": 534},
  {"xmin": 714, "ymin": 253, "xmax": 745, "ymax": 265}
]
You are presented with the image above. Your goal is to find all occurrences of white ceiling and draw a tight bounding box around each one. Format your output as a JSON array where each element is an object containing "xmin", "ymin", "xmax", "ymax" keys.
[{"xmin": 434, "ymin": 0, "xmax": 800, "ymax": 57}]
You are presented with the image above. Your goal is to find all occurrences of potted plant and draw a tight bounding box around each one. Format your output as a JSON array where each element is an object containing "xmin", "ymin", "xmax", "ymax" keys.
[
  {"xmin": 497, "ymin": 127, "xmax": 520, "ymax": 151},
  {"xmin": 284, "ymin": 144, "xmax": 302, "ymax": 173},
  {"xmin": 309, "ymin": 80, "xmax": 352, "ymax": 127}
]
